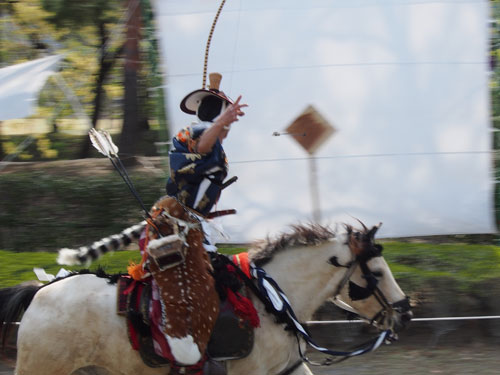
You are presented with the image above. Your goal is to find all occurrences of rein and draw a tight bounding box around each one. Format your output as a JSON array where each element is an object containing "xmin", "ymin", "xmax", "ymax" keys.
[{"xmin": 249, "ymin": 264, "xmax": 393, "ymax": 371}]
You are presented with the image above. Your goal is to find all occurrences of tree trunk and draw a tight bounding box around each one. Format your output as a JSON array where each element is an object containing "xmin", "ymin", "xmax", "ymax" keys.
[
  {"xmin": 78, "ymin": 22, "xmax": 123, "ymax": 158},
  {"xmin": 118, "ymin": 0, "xmax": 141, "ymax": 165}
]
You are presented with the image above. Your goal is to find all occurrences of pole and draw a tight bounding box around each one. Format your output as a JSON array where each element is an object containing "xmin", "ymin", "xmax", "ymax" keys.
[{"xmin": 308, "ymin": 156, "xmax": 321, "ymax": 223}]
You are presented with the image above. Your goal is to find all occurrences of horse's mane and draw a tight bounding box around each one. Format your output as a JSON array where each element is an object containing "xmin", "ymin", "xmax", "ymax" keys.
[{"xmin": 249, "ymin": 223, "xmax": 336, "ymax": 267}]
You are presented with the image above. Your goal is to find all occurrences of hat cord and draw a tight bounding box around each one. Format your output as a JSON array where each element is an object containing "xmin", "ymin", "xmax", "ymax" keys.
[{"xmin": 203, "ymin": 0, "xmax": 227, "ymax": 89}]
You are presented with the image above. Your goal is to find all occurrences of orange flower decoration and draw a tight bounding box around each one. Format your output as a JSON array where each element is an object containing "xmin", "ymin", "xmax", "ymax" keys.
[{"xmin": 177, "ymin": 130, "xmax": 187, "ymax": 143}]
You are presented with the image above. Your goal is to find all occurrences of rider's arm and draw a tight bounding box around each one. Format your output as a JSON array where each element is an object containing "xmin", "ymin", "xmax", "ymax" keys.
[
  {"xmin": 195, "ymin": 120, "xmax": 228, "ymax": 154},
  {"xmin": 196, "ymin": 96, "xmax": 247, "ymax": 154}
]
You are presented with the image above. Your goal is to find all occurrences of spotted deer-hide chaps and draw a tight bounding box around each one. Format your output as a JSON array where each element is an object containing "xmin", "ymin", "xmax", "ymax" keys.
[{"xmin": 146, "ymin": 196, "xmax": 220, "ymax": 365}]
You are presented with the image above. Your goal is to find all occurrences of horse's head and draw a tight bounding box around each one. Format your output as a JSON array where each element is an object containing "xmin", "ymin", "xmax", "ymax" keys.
[{"xmin": 330, "ymin": 223, "xmax": 412, "ymax": 333}]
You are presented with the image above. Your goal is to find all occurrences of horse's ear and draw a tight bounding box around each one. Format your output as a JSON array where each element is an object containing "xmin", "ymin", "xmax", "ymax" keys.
[
  {"xmin": 344, "ymin": 224, "xmax": 353, "ymax": 235},
  {"xmin": 368, "ymin": 222, "xmax": 382, "ymax": 239},
  {"xmin": 355, "ymin": 218, "xmax": 368, "ymax": 232},
  {"xmin": 345, "ymin": 225, "xmax": 364, "ymax": 255}
]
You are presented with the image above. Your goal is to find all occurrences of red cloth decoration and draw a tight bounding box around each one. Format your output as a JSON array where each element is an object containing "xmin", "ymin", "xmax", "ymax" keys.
[
  {"xmin": 226, "ymin": 288, "xmax": 260, "ymax": 328},
  {"xmin": 228, "ymin": 253, "xmax": 260, "ymax": 327},
  {"xmin": 232, "ymin": 252, "xmax": 251, "ymax": 278},
  {"xmin": 127, "ymin": 282, "xmax": 144, "ymax": 350}
]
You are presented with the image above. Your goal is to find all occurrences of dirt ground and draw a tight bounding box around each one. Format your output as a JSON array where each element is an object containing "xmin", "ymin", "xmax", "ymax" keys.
[
  {"xmin": 305, "ymin": 321, "xmax": 500, "ymax": 374},
  {"xmin": 2, "ymin": 317, "xmax": 500, "ymax": 374},
  {"xmin": 309, "ymin": 343, "xmax": 500, "ymax": 375},
  {"xmin": 2, "ymin": 341, "xmax": 500, "ymax": 375}
]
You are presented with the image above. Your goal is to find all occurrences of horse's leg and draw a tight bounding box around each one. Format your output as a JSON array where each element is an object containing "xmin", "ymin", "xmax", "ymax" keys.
[
  {"xmin": 226, "ymin": 307, "xmax": 300, "ymax": 375},
  {"xmin": 289, "ymin": 363, "xmax": 314, "ymax": 375}
]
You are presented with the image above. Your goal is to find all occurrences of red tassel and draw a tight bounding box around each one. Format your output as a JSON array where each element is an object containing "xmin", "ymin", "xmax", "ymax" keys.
[{"xmin": 226, "ymin": 288, "xmax": 260, "ymax": 328}]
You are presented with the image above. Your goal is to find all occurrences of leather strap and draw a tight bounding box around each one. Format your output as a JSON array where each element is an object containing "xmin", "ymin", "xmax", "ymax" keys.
[{"xmin": 206, "ymin": 209, "xmax": 237, "ymax": 219}]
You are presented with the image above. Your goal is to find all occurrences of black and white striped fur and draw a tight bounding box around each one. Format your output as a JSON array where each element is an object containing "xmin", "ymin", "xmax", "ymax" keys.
[{"xmin": 57, "ymin": 221, "xmax": 146, "ymax": 266}]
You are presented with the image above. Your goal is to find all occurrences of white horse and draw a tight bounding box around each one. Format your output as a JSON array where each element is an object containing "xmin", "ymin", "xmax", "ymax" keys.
[{"xmin": 0, "ymin": 223, "xmax": 412, "ymax": 375}]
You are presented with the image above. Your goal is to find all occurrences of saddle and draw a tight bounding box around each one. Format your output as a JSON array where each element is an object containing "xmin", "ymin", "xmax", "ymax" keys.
[{"xmin": 117, "ymin": 274, "xmax": 255, "ymax": 369}]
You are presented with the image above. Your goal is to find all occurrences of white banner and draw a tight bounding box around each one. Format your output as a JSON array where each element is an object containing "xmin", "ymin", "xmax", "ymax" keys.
[
  {"xmin": 0, "ymin": 55, "xmax": 63, "ymax": 121},
  {"xmin": 155, "ymin": 0, "xmax": 496, "ymax": 241}
]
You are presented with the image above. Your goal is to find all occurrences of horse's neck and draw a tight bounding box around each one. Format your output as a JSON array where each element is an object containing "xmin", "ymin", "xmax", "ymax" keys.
[{"xmin": 258, "ymin": 242, "xmax": 345, "ymax": 321}]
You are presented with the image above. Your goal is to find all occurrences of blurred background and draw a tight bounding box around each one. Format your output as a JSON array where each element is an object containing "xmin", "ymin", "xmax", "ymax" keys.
[
  {"xmin": 0, "ymin": 0, "xmax": 168, "ymax": 160},
  {"xmin": 2, "ymin": 0, "xmax": 500, "ymax": 243},
  {"xmin": 0, "ymin": 0, "xmax": 169, "ymax": 251},
  {"xmin": 1, "ymin": 1, "xmax": 500, "ymax": 373}
]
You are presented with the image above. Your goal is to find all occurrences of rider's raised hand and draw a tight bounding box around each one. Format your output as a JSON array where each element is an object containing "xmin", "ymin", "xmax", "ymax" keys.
[{"xmin": 218, "ymin": 95, "xmax": 248, "ymax": 127}]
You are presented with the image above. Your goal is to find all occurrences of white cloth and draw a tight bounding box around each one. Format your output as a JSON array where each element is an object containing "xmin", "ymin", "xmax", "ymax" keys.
[
  {"xmin": 0, "ymin": 55, "xmax": 63, "ymax": 120},
  {"xmin": 192, "ymin": 213, "xmax": 229, "ymax": 252}
]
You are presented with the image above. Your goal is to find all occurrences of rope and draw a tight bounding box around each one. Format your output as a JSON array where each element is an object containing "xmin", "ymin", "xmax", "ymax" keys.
[
  {"xmin": 229, "ymin": 150, "xmax": 493, "ymax": 165},
  {"xmin": 202, "ymin": 0, "xmax": 227, "ymax": 89},
  {"xmin": 306, "ymin": 315, "xmax": 500, "ymax": 325},
  {"xmin": 8, "ymin": 315, "xmax": 500, "ymax": 326}
]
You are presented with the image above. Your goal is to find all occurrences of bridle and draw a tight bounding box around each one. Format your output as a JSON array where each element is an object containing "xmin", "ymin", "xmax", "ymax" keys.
[
  {"xmin": 329, "ymin": 235, "xmax": 411, "ymax": 331},
  {"xmin": 240, "ymin": 225, "xmax": 412, "ymax": 375},
  {"xmin": 274, "ymin": 232, "xmax": 411, "ymax": 374}
]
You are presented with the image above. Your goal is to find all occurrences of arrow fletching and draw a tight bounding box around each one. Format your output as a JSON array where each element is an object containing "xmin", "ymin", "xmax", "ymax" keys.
[{"xmin": 89, "ymin": 128, "xmax": 119, "ymax": 157}]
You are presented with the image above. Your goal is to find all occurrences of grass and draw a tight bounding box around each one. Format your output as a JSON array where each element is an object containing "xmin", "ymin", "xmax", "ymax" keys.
[
  {"xmin": 1, "ymin": 242, "xmax": 500, "ymax": 290},
  {"xmin": 382, "ymin": 242, "xmax": 500, "ymax": 278},
  {"xmin": 0, "ymin": 245, "xmax": 247, "ymax": 288},
  {"xmin": 380, "ymin": 241, "xmax": 500, "ymax": 292},
  {"xmin": 0, "ymin": 249, "xmax": 142, "ymax": 287}
]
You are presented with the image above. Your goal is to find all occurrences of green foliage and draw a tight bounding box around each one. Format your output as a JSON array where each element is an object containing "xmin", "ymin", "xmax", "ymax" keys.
[
  {"xmin": 0, "ymin": 0, "xmax": 126, "ymax": 118},
  {"xmin": 1, "ymin": 242, "xmax": 500, "ymax": 293},
  {"xmin": 1, "ymin": 0, "xmax": 169, "ymax": 160},
  {"xmin": 0, "ymin": 1, "xmax": 61, "ymax": 65},
  {"xmin": 382, "ymin": 241, "xmax": 500, "ymax": 291},
  {"xmin": 41, "ymin": 0, "xmax": 121, "ymax": 29},
  {"xmin": 0, "ymin": 245, "xmax": 245, "ymax": 287},
  {"xmin": 0, "ymin": 249, "xmax": 142, "ymax": 287},
  {"xmin": 1, "ymin": 0, "xmax": 167, "ymax": 158},
  {"xmin": 0, "ymin": 171, "xmax": 166, "ymax": 251},
  {"xmin": 2, "ymin": 130, "xmax": 161, "ymax": 161},
  {"xmin": 216, "ymin": 245, "xmax": 247, "ymax": 255}
]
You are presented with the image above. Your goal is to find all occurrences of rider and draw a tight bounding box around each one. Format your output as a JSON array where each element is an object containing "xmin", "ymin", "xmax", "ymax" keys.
[
  {"xmin": 125, "ymin": 74, "xmax": 253, "ymax": 373},
  {"xmin": 166, "ymin": 73, "xmax": 247, "ymax": 248},
  {"xmin": 159, "ymin": 73, "xmax": 251, "ymax": 372}
]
